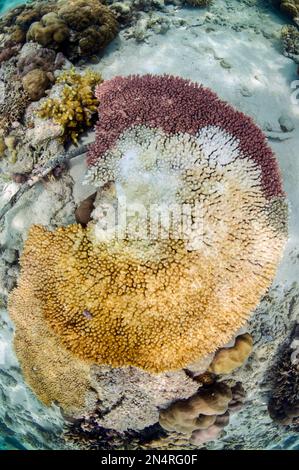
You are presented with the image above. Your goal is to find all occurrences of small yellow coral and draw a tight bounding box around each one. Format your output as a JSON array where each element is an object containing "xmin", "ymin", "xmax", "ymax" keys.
[
  {"xmin": 208, "ymin": 333, "xmax": 253, "ymax": 375},
  {"xmin": 37, "ymin": 68, "xmax": 102, "ymax": 144}
]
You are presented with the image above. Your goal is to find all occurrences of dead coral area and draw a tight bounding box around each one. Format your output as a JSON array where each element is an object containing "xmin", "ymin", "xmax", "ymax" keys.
[{"xmin": 65, "ymin": 374, "xmax": 248, "ymax": 450}]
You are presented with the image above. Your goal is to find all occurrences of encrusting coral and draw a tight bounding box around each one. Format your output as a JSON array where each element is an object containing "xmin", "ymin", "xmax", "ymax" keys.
[
  {"xmin": 208, "ymin": 333, "xmax": 253, "ymax": 375},
  {"xmin": 157, "ymin": 381, "xmax": 246, "ymax": 447},
  {"xmin": 10, "ymin": 74, "xmax": 287, "ymax": 380},
  {"xmin": 37, "ymin": 68, "xmax": 103, "ymax": 144}
]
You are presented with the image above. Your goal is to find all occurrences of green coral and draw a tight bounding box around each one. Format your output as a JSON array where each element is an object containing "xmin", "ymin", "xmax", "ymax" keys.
[{"xmin": 37, "ymin": 68, "xmax": 103, "ymax": 144}]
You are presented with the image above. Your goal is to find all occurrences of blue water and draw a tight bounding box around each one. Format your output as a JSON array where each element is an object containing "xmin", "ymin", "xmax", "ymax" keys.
[{"xmin": 0, "ymin": 0, "xmax": 26, "ymax": 14}]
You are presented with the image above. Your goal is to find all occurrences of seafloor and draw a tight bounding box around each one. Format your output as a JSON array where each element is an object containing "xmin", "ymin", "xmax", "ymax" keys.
[{"xmin": 0, "ymin": 0, "xmax": 298, "ymax": 450}]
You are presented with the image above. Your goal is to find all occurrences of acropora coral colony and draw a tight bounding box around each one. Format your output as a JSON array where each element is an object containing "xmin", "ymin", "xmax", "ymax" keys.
[
  {"xmin": 37, "ymin": 68, "xmax": 103, "ymax": 144},
  {"xmin": 8, "ymin": 74, "xmax": 288, "ymax": 415}
]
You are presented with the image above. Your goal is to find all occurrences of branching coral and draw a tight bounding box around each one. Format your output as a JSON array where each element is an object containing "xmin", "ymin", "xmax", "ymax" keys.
[{"xmin": 37, "ymin": 68, "xmax": 103, "ymax": 144}]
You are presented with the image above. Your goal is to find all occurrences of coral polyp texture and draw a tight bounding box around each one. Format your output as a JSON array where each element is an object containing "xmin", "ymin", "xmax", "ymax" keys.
[{"xmin": 10, "ymin": 74, "xmax": 287, "ymax": 376}]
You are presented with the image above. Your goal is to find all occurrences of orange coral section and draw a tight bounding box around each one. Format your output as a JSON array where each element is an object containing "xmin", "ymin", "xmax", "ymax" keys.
[
  {"xmin": 208, "ymin": 333, "xmax": 253, "ymax": 375},
  {"xmin": 9, "ymin": 217, "xmax": 285, "ymax": 373},
  {"xmin": 8, "ymin": 278, "xmax": 94, "ymax": 415}
]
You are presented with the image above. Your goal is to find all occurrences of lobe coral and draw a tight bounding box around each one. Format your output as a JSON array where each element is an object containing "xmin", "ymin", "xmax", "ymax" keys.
[{"xmin": 10, "ymin": 74, "xmax": 287, "ymax": 377}]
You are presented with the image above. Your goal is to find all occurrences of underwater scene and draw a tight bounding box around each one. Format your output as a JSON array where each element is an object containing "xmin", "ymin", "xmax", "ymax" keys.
[{"xmin": 0, "ymin": 0, "xmax": 298, "ymax": 452}]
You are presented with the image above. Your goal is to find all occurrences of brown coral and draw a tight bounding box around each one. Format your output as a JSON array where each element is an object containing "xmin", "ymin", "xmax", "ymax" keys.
[
  {"xmin": 22, "ymin": 69, "xmax": 53, "ymax": 101},
  {"xmin": 279, "ymin": 1, "xmax": 299, "ymax": 19},
  {"xmin": 75, "ymin": 193, "xmax": 97, "ymax": 226},
  {"xmin": 268, "ymin": 325, "xmax": 299, "ymax": 425},
  {"xmin": 0, "ymin": 1, "xmax": 118, "ymax": 62},
  {"xmin": 27, "ymin": 13, "xmax": 70, "ymax": 48},
  {"xmin": 208, "ymin": 333, "xmax": 253, "ymax": 375},
  {"xmin": 159, "ymin": 383, "xmax": 232, "ymax": 434}
]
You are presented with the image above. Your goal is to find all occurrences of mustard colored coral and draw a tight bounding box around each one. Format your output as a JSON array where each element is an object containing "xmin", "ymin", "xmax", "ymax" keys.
[
  {"xmin": 208, "ymin": 333, "xmax": 253, "ymax": 375},
  {"xmin": 37, "ymin": 68, "xmax": 102, "ymax": 144},
  {"xmin": 8, "ymin": 279, "xmax": 93, "ymax": 415}
]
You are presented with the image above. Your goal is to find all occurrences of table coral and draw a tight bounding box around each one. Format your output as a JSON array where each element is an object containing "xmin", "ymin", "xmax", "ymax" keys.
[
  {"xmin": 37, "ymin": 68, "xmax": 103, "ymax": 144},
  {"xmin": 10, "ymin": 74, "xmax": 287, "ymax": 377},
  {"xmin": 8, "ymin": 278, "xmax": 95, "ymax": 416}
]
